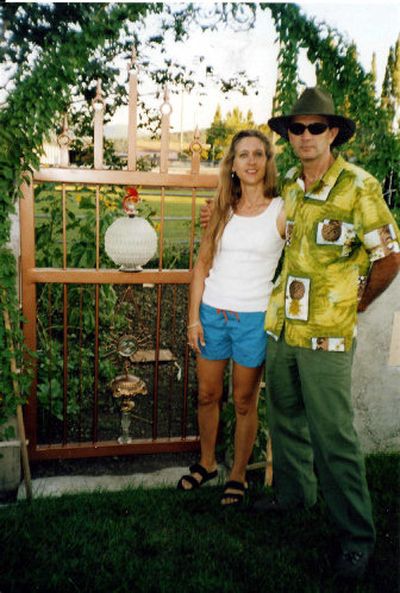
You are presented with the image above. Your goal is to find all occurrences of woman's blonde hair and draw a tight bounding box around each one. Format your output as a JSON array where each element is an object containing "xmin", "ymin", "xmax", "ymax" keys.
[{"xmin": 204, "ymin": 129, "xmax": 277, "ymax": 266}]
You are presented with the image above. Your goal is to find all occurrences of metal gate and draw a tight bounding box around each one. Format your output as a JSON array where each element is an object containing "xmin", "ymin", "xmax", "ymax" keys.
[{"xmin": 20, "ymin": 68, "xmax": 218, "ymax": 460}]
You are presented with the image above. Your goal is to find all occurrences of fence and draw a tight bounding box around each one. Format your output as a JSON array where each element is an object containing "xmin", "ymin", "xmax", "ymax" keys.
[{"xmin": 20, "ymin": 61, "xmax": 219, "ymax": 461}]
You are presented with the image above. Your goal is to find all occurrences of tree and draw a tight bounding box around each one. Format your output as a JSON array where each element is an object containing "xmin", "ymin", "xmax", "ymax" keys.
[
  {"xmin": 392, "ymin": 35, "xmax": 400, "ymax": 131},
  {"xmin": 381, "ymin": 46, "xmax": 396, "ymax": 125},
  {"xmin": 379, "ymin": 37, "xmax": 400, "ymax": 208},
  {"xmin": 205, "ymin": 105, "xmax": 229, "ymax": 161},
  {"xmin": 206, "ymin": 105, "xmax": 264, "ymax": 161},
  {"xmin": 371, "ymin": 53, "xmax": 377, "ymax": 90}
]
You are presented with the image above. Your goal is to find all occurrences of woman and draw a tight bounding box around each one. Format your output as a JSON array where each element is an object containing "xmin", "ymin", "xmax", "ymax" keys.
[{"xmin": 177, "ymin": 130, "xmax": 286, "ymax": 506}]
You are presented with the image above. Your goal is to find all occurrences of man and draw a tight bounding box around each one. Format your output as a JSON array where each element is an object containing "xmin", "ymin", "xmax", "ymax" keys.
[
  {"xmin": 200, "ymin": 87, "xmax": 399, "ymax": 580},
  {"xmin": 252, "ymin": 87, "xmax": 400, "ymax": 580}
]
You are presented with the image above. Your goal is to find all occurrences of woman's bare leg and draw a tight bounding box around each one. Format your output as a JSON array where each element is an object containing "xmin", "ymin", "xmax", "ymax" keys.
[
  {"xmin": 222, "ymin": 362, "xmax": 263, "ymax": 504},
  {"xmin": 180, "ymin": 356, "xmax": 228, "ymax": 490}
]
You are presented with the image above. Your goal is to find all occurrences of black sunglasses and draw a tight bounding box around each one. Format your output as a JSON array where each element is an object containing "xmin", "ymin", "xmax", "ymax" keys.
[{"xmin": 288, "ymin": 122, "xmax": 330, "ymax": 136}]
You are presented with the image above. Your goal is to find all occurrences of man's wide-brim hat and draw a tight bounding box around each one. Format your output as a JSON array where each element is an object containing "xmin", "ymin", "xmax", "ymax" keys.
[{"xmin": 268, "ymin": 87, "xmax": 356, "ymax": 147}]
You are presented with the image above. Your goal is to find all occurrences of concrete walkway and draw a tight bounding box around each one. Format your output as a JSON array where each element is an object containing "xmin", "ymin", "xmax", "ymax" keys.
[{"xmin": 16, "ymin": 465, "xmax": 226, "ymax": 501}]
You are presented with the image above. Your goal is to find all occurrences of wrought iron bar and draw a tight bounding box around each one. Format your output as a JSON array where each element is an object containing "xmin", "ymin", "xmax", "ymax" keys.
[
  {"xmin": 62, "ymin": 184, "xmax": 67, "ymax": 269},
  {"xmin": 78, "ymin": 286, "xmax": 84, "ymax": 440},
  {"xmin": 92, "ymin": 284, "xmax": 100, "ymax": 443},
  {"xmin": 152, "ymin": 284, "xmax": 163, "ymax": 440},
  {"xmin": 62, "ymin": 283, "xmax": 69, "ymax": 444}
]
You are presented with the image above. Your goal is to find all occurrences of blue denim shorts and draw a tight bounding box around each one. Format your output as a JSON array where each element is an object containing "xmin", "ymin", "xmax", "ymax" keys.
[{"xmin": 199, "ymin": 302, "xmax": 267, "ymax": 368}]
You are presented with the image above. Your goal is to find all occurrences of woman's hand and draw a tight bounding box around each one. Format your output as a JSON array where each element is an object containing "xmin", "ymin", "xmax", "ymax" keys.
[
  {"xmin": 187, "ymin": 321, "xmax": 205, "ymax": 354},
  {"xmin": 199, "ymin": 199, "xmax": 214, "ymax": 229}
]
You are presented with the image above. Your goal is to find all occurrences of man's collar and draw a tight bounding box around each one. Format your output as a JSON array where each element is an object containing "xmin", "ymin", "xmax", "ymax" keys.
[
  {"xmin": 286, "ymin": 155, "xmax": 346, "ymax": 201},
  {"xmin": 322, "ymin": 154, "xmax": 345, "ymax": 187},
  {"xmin": 286, "ymin": 155, "xmax": 345, "ymax": 184}
]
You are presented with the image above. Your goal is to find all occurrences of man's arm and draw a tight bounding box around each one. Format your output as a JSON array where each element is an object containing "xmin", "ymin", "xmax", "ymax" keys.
[{"xmin": 357, "ymin": 252, "xmax": 400, "ymax": 312}]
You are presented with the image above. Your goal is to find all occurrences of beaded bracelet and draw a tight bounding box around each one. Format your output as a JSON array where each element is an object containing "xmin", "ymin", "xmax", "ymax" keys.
[{"xmin": 187, "ymin": 320, "xmax": 200, "ymax": 329}]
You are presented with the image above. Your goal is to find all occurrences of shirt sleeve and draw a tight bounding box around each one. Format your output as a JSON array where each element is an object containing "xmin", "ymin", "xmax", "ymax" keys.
[{"xmin": 354, "ymin": 175, "xmax": 400, "ymax": 263}]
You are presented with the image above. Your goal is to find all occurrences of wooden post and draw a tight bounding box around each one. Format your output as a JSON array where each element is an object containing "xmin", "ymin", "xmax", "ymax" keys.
[
  {"xmin": 127, "ymin": 49, "xmax": 138, "ymax": 172},
  {"xmin": 19, "ymin": 177, "xmax": 37, "ymax": 452},
  {"xmin": 265, "ymin": 436, "xmax": 273, "ymax": 487},
  {"xmin": 58, "ymin": 114, "xmax": 70, "ymax": 168},
  {"xmin": 93, "ymin": 79, "xmax": 104, "ymax": 169},
  {"xmin": 2, "ymin": 296, "xmax": 33, "ymax": 501},
  {"xmin": 190, "ymin": 126, "xmax": 202, "ymax": 175},
  {"xmin": 159, "ymin": 85, "xmax": 171, "ymax": 174}
]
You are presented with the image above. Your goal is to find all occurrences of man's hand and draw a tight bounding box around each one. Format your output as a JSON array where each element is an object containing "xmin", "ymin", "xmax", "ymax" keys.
[{"xmin": 200, "ymin": 198, "xmax": 214, "ymax": 229}]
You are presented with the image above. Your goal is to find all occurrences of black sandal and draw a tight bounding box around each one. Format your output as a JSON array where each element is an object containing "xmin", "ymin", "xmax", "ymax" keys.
[
  {"xmin": 177, "ymin": 463, "xmax": 218, "ymax": 490},
  {"xmin": 220, "ymin": 480, "xmax": 247, "ymax": 507}
]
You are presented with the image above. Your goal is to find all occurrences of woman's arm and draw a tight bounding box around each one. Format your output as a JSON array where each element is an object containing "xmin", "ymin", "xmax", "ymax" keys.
[{"xmin": 188, "ymin": 239, "xmax": 212, "ymax": 353}]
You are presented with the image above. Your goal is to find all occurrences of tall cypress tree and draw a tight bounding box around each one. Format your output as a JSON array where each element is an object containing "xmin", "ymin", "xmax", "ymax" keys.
[
  {"xmin": 393, "ymin": 35, "xmax": 400, "ymax": 129},
  {"xmin": 381, "ymin": 46, "xmax": 396, "ymax": 128},
  {"xmin": 371, "ymin": 53, "xmax": 377, "ymax": 90}
]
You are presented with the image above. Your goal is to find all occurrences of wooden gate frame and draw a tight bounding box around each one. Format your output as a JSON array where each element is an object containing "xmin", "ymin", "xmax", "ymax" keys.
[{"xmin": 20, "ymin": 68, "xmax": 218, "ymax": 460}]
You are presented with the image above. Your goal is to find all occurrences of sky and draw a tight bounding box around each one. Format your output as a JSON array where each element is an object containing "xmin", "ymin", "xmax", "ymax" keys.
[
  {"xmin": 109, "ymin": 1, "xmax": 400, "ymax": 135},
  {"xmin": 2, "ymin": 1, "xmax": 396, "ymax": 134}
]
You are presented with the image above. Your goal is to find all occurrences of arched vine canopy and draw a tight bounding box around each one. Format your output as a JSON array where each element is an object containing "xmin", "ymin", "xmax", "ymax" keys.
[{"xmin": 0, "ymin": 2, "xmax": 399, "ymax": 430}]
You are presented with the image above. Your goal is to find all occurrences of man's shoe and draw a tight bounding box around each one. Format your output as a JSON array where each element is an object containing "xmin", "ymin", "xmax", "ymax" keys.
[{"xmin": 334, "ymin": 550, "xmax": 369, "ymax": 581}]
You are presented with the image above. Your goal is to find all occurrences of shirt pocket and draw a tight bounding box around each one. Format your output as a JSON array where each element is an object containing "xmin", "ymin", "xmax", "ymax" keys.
[{"xmin": 315, "ymin": 218, "xmax": 357, "ymax": 257}]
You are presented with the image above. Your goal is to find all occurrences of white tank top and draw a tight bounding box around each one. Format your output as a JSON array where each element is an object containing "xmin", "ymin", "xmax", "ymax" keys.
[{"xmin": 202, "ymin": 197, "xmax": 285, "ymax": 312}]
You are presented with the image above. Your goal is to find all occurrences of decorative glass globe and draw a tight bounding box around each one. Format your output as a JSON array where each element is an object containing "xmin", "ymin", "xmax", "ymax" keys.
[{"xmin": 104, "ymin": 188, "xmax": 158, "ymax": 271}]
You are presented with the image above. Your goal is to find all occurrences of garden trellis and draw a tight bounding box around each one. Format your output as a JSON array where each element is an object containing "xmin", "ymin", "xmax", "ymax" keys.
[{"xmin": 20, "ymin": 56, "xmax": 218, "ymax": 461}]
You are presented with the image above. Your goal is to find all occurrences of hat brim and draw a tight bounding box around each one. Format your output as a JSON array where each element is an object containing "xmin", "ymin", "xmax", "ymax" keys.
[{"xmin": 268, "ymin": 114, "xmax": 356, "ymax": 147}]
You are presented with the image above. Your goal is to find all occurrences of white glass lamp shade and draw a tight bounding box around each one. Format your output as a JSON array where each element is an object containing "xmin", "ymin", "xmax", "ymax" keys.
[{"xmin": 105, "ymin": 216, "xmax": 157, "ymax": 271}]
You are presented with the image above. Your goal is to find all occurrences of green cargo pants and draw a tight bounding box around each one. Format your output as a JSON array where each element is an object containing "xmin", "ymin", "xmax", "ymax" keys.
[{"xmin": 265, "ymin": 335, "xmax": 376, "ymax": 553}]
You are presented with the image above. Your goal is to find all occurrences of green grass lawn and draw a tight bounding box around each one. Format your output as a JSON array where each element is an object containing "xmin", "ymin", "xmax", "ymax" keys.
[
  {"xmin": 0, "ymin": 454, "xmax": 398, "ymax": 593},
  {"xmin": 34, "ymin": 185, "xmax": 212, "ymax": 253}
]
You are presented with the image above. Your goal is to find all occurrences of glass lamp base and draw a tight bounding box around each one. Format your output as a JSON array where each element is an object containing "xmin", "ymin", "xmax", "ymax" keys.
[
  {"xmin": 117, "ymin": 435, "xmax": 133, "ymax": 444},
  {"xmin": 118, "ymin": 410, "xmax": 133, "ymax": 443}
]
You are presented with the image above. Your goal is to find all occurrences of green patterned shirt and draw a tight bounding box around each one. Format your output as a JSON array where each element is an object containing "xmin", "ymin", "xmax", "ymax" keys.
[{"xmin": 265, "ymin": 155, "xmax": 400, "ymax": 351}]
